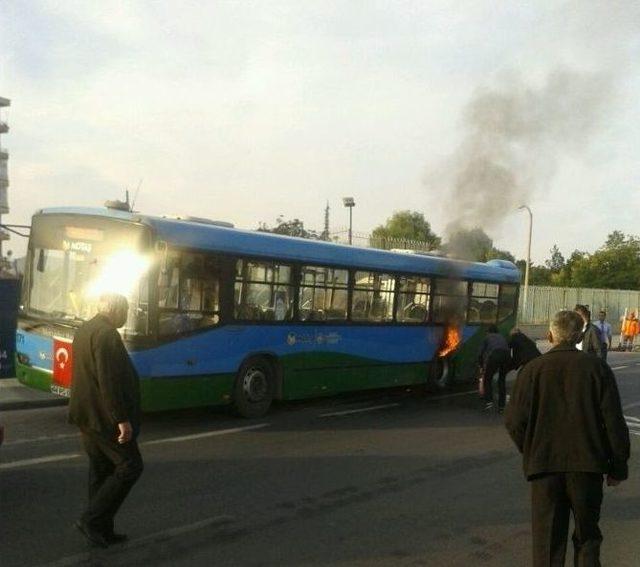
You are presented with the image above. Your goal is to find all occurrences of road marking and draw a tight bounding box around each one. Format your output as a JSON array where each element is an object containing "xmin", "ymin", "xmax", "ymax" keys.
[
  {"xmin": 625, "ymin": 415, "xmax": 640, "ymax": 423},
  {"xmin": 623, "ymin": 401, "xmax": 640, "ymax": 410},
  {"xmin": 632, "ymin": 432, "xmax": 640, "ymax": 437},
  {"xmin": 143, "ymin": 423, "xmax": 270, "ymax": 445},
  {"xmin": 611, "ymin": 365, "xmax": 629, "ymax": 370},
  {"xmin": 626, "ymin": 421, "xmax": 640, "ymax": 429},
  {"xmin": 0, "ymin": 425, "xmax": 269, "ymax": 470},
  {"xmin": 320, "ymin": 403, "xmax": 401, "ymax": 417},
  {"xmin": 0, "ymin": 453, "xmax": 81, "ymax": 471},
  {"xmin": 41, "ymin": 514, "xmax": 235, "ymax": 567}
]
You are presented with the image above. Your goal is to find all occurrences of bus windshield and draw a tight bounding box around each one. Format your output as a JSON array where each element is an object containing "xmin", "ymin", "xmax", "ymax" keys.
[{"xmin": 24, "ymin": 214, "xmax": 152, "ymax": 336}]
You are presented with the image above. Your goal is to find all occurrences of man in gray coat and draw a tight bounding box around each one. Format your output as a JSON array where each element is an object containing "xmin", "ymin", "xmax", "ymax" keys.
[{"xmin": 505, "ymin": 310, "xmax": 629, "ymax": 566}]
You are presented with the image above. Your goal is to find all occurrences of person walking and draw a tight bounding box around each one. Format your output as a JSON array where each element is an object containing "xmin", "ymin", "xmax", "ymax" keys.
[
  {"xmin": 478, "ymin": 324, "xmax": 511, "ymax": 412},
  {"xmin": 575, "ymin": 304, "xmax": 603, "ymax": 359},
  {"xmin": 593, "ymin": 310, "xmax": 612, "ymax": 362},
  {"xmin": 505, "ymin": 310, "xmax": 630, "ymax": 567},
  {"xmin": 69, "ymin": 294, "xmax": 143, "ymax": 548}
]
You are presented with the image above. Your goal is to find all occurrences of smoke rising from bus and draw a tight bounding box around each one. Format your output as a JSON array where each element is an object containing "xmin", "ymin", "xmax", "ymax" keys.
[
  {"xmin": 428, "ymin": 0, "xmax": 639, "ymax": 239},
  {"xmin": 432, "ymin": 68, "xmax": 612, "ymax": 237}
]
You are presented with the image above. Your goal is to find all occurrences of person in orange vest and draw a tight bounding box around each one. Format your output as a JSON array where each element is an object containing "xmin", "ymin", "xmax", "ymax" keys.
[{"xmin": 621, "ymin": 311, "xmax": 638, "ymax": 351}]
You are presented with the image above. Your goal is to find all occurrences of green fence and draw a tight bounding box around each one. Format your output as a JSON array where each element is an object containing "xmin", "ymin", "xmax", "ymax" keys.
[{"xmin": 519, "ymin": 286, "xmax": 640, "ymax": 329}]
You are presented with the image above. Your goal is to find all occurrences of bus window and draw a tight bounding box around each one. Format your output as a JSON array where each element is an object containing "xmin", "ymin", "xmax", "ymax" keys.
[
  {"xmin": 158, "ymin": 252, "xmax": 180, "ymax": 309},
  {"xmin": 468, "ymin": 282, "xmax": 499, "ymax": 324},
  {"xmin": 299, "ymin": 266, "xmax": 349, "ymax": 321},
  {"xmin": 25, "ymin": 213, "xmax": 151, "ymax": 338},
  {"xmin": 234, "ymin": 260, "xmax": 294, "ymax": 321},
  {"xmin": 396, "ymin": 275, "xmax": 430, "ymax": 323},
  {"xmin": 158, "ymin": 252, "xmax": 221, "ymax": 336},
  {"xmin": 498, "ymin": 284, "xmax": 518, "ymax": 321},
  {"xmin": 351, "ymin": 271, "xmax": 395, "ymax": 323},
  {"xmin": 432, "ymin": 279, "xmax": 468, "ymax": 323}
]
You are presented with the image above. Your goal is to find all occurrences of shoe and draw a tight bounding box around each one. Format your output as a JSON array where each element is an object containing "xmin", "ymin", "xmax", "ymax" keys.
[
  {"xmin": 105, "ymin": 532, "xmax": 129, "ymax": 545},
  {"xmin": 75, "ymin": 520, "xmax": 109, "ymax": 548}
]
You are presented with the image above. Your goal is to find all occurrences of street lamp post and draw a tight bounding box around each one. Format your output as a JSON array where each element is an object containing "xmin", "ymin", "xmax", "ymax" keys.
[
  {"xmin": 518, "ymin": 205, "xmax": 533, "ymax": 320},
  {"xmin": 343, "ymin": 197, "xmax": 355, "ymax": 245}
]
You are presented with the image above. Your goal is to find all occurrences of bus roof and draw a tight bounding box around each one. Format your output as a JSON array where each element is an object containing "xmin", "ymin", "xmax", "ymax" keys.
[{"xmin": 36, "ymin": 207, "xmax": 521, "ymax": 283}]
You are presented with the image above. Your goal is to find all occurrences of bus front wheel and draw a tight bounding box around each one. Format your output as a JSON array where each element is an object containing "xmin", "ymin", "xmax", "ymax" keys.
[{"xmin": 233, "ymin": 357, "xmax": 274, "ymax": 418}]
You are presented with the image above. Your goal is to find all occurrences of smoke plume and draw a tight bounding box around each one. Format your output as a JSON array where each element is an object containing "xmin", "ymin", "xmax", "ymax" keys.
[{"xmin": 432, "ymin": 68, "xmax": 613, "ymax": 236}]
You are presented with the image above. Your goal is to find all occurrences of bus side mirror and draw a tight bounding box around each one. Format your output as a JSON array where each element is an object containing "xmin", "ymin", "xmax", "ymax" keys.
[{"xmin": 155, "ymin": 241, "xmax": 168, "ymax": 274}]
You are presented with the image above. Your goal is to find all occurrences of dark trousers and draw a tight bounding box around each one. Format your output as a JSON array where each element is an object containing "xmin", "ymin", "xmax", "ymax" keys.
[
  {"xmin": 531, "ymin": 472, "xmax": 603, "ymax": 567},
  {"xmin": 483, "ymin": 349, "xmax": 510, "ymax": 408},
  {"xmin": 80, "ymin": 430, "xmax": 144, "ymax": 535},
  {"xmin": 601, "ymin": 344, "xmax": 608, "ymax": 362}
]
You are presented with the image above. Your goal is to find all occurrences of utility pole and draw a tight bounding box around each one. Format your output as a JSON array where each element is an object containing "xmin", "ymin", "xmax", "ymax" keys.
[
  {"xmin": 343, "ymin": 197, "xmax": 355, "ymax": 245},
  {"xmin": 518, "ymin": 205, "xmax": 533, "ymax": 319},
  {"xmin": 0, "ymin": 96, "xmax": 11, "ymax": 265},
  {"xmin": 322, "ymin": 201, "xmax": 330, "ymax": 241}
]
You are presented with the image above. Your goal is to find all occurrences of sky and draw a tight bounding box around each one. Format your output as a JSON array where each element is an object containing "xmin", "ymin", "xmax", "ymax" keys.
[{"xmin": 1, "ymin": 0, "xmax": 639, "ymax": 264}]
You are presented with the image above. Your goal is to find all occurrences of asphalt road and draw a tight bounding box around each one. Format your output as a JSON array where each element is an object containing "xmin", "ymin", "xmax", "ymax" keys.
[{"xmin": 1, "ymin": 351, "xmax": 639, "ymax": 567}]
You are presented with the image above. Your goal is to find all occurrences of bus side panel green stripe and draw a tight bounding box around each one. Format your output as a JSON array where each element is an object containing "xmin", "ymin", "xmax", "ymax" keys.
[
  {"xmin": 15, "ymin": 360, "xmax": 235, "ymax": 413},
  {"xmin": 279, "ymin": 352, "xmax": 429, "ymax": 400},
  {"xmin": 16, "ymin": 362, "xmax": 52, "ymax": 392},
  {"xmin": 140, "ymin": 374, "xmax": 235, "ymax": 412}
]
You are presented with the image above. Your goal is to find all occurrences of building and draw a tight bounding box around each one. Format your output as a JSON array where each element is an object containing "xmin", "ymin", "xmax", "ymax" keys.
[{"xmin": 0, "ymin": 96, "xmax": 10, "ymax": 258}]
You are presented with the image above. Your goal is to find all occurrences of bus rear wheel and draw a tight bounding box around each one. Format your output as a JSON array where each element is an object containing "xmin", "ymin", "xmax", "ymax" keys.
[{"xmin": 233, "ymin": 357, "xmax": 274, "ymax": 418}]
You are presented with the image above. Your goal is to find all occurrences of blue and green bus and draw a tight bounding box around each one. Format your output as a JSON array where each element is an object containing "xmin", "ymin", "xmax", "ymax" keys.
[{"xmin": 16, "ymin": 206, "xmax": 520, "ymax": 417}]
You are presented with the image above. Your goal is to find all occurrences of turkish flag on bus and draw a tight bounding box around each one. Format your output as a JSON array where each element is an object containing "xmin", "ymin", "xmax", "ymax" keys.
[{"xmin": 52, "ymin": 338, "xmax": 74, "ymax": 389}]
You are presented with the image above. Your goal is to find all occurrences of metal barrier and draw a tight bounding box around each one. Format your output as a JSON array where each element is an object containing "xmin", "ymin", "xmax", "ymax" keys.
[
  {"xmin": 0, "ymin": 278, "xmax": 19, "ymax": 378},
  {"xmin": 518, "ymin": 285, "xmax": 640, "ymax": 330}
]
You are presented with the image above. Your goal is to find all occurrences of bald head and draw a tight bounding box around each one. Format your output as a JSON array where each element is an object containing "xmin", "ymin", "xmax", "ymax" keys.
[{"xmin": 97, "ymin": 294, "xmax": 129, "ymax": 328}]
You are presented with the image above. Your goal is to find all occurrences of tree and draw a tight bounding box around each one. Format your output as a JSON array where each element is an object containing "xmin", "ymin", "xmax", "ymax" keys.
[
  {"xmin": 370, "ymin": 210, "xmax": 441, "ymax": 250},
  {"xmin": 570, "ymin": 234, "xmax": 640, "ymax": 289},
  {"xmin": 257, "ymin": 216, "xmax": 319, "ymax": 239},
  {"xmin": 516, "ymin": 259, "xmax": 552, "ymax": 285},
  {"xmin": 604, "ymin": 230, "xmax": 626, "ymax": 249},
  {"xmin": 545, "ymin": 245, "xmax": 565, "ymax": 272},
  {"xmin": 551, "ymin": 249, "xmax": 585, "ymax": 286}
]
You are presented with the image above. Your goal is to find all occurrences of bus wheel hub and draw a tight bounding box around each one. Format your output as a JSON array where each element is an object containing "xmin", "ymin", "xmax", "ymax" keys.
[{"xmin": 243, "ymin": 368, "xmax": 267, "ymax": 402}]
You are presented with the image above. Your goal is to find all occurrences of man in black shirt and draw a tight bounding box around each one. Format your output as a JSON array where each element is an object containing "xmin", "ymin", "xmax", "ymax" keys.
[
  {"xmin": 69, "ymin": 294, "xmax": 143, "ymax": 547},
  {"xmin": 505, "ymin": 310, "xmax": 629, "ymax": 566},
  {"xmin": 508, "ymin": 327, "xmax": 541, "ymax": 371},
  {"xmin": 478, "ymin": 324, "xmax": 511, "ymax": 412}
]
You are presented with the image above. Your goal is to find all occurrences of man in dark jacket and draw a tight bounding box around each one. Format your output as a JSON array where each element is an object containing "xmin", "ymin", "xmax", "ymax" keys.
[
  {"xmin": 69, "ymin": 294, "xmax": 143, "ymax": 547},
  {"xmin": 505, "ymin": 310, "xmax": 629, "ymax": 567},
  {"xmin": 575, "ymin": 304, "xmax": 603, "ymax": 359},
  {"xmin": 478, "ymin": 324, "xmax": 511, "ymax": 412},
  {"xmin": 508, "ymin": 327, "xmax": 541, "ymax": 371}
]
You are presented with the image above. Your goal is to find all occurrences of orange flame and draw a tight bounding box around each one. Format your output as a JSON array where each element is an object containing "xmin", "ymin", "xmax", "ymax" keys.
[{"xmin": 437, "ymin": 325, "xmax": 462, "ymax": 358}]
